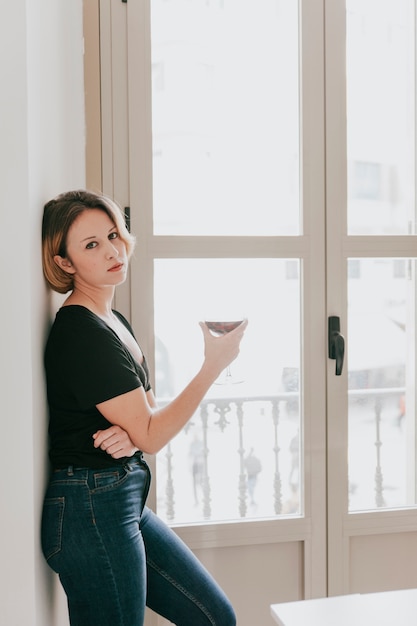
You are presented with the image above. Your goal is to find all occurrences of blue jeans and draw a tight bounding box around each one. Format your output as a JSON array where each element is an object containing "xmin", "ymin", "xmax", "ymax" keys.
[{"xmin": 41, "ymin": 454, "xmax": 236, "ymax": 626}]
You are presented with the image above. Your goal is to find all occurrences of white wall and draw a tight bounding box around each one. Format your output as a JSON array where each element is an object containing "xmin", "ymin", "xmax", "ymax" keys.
[{"xmin": 0, "ymin": 1, "xmax": 85, "ymax": 624}]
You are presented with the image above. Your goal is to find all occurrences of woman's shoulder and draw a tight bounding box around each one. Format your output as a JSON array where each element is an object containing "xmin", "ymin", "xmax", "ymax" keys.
[
  {"xmin": 46, "ymin": 306, "xmax": 121, "ymax": 362},
  {"xmin": 48, "ymin": 306, "xmax": 109, "ymax": 344},
  {"xmin": 54, "ymin": 305, "xmax": 102, "ymax": 328}
]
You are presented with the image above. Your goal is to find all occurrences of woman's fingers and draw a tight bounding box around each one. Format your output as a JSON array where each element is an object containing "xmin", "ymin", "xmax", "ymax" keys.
[{"xmin": 93, "ymin": 425, "xmax": 138, "ymax": 457}]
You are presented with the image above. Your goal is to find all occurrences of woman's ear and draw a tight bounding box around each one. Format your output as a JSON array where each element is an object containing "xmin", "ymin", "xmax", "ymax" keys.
[{"xmin": 54, "ymin": 255, "xmax": 76, "ymax": 275}]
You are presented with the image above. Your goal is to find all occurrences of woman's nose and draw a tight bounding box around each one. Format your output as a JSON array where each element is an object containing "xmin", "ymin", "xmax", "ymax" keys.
[{"xmin": 106, "ymin": 241, "xmax": 119, "ymax": 258}]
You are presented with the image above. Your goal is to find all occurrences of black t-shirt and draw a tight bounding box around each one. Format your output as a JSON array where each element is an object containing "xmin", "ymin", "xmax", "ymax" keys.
[{"xmin": 44, "ymin": 305, "xmax": 152, "ymax": 469}]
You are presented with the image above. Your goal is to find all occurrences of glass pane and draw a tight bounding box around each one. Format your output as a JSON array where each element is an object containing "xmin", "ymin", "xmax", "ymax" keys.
[
  {"xmin": 348, "ymin": 258, "xmax": 416, "ymax": 511},
  {"xmin": 346, "ymin": 0, "xmax": 416, "ymax": 234},
  {"xmin": 154, "ymin": 259, "xmax": 302, "ymax": 523},
  {"xmin": 150, "ymin": 0, "xmax": 300, "ymax": 236}
]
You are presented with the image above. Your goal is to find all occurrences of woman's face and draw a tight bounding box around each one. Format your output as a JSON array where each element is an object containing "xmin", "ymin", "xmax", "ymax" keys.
[{"xmin": 55, "ymin": 208, "xmax": 128, "ymax": 290}]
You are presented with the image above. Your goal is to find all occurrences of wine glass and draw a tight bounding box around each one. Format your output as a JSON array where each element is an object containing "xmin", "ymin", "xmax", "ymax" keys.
[{"xmin": 205, "ymin": 318, "xmax": 245, "ymax": 384}]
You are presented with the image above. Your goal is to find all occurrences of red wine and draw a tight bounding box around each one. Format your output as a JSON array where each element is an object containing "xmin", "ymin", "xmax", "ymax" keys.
[{"xmin": 205, "ymin": 320, "xmax": 243, "ymax": 335}]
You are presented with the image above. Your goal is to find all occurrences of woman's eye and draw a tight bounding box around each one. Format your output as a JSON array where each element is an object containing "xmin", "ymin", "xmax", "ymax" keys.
[
  {"xmin": 85, "ymin": 241, "xmax": 98, "ymax": 249},
  {"xmin": 109, "ymin": 231, "xmax": 119, "ymax": 240}
]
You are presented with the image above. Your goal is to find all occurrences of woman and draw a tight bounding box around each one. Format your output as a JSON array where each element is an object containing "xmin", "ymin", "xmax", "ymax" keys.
[{"xmin": 41, "ymin": 190, "xmax": 247, "ymax": 626}]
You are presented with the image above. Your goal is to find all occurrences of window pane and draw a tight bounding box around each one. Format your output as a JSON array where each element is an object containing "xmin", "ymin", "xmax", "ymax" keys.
[
  {"xmin": 348, "ymin": 258, "xmax": 416, "ymax": 511},
  {"xmin": 154, "ymin": 259, "xmax": 302, "ymax": 523},
  {"xmin": 346, "ymin": 0, "xmax": 416, "ymax": 234},
  {"xmin": 150, "ymin": 0, "xmax": 300, "ymax": 236}
]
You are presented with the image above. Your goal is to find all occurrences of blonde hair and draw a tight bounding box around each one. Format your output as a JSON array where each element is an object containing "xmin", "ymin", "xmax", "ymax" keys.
[{"xmin": 42, "ymin": 190, "xmax": 136, "ymax": 294}]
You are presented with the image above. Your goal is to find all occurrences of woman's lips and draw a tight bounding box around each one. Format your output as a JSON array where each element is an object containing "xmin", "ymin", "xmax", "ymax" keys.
[{"xmin": 108, "ymin": 263, "xmax": 124, "ymax": 272}]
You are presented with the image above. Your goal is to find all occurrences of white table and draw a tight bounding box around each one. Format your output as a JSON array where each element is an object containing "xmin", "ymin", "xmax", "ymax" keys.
[{"xmin": 271, "ymin": 588, "xmax": 417, "ymax": 626}]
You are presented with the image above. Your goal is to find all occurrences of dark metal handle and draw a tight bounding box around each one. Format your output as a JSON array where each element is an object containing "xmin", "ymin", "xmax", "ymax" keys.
[{"xmin": 328, "ymin": 316, "xmax": 345, "ymax": 376}]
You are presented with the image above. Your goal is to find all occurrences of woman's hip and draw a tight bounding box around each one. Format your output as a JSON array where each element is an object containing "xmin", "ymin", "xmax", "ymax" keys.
[{"xmin": 41, "ymin": 460, "xmax": 151, "ymax": 566}]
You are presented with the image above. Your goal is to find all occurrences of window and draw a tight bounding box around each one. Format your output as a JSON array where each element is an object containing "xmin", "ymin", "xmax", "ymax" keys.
[{"xmin": 147, "ymin": 0, "xmax": 303, "ymax": 524}]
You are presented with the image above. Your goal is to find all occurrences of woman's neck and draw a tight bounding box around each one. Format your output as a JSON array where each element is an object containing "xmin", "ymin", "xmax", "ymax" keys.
[{"xmin": 63, "ymin": 286, "xmax": 115, "ymax": 318}]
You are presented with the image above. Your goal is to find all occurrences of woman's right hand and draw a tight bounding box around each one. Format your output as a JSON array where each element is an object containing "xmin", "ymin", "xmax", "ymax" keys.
[{"xmin": 199, "ymin": 319, "xmax": 248, "ymax": 378}]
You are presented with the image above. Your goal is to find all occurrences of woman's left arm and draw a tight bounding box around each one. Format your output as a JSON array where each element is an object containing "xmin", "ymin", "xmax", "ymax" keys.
[{"xmin": 93, "ymin": 390, "xmax": 157, "ymax": 458}]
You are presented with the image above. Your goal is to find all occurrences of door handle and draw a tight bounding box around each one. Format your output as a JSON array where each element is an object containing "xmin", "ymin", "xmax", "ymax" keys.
[{"xmin": 328, "ymin": 316, "xmax": 345, "ymax": 376}]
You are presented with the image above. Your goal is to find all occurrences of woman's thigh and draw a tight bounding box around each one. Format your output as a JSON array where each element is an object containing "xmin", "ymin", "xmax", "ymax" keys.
[{"xmin": 141, "ymin": 508, "xmax": 236, "ymax": 626}]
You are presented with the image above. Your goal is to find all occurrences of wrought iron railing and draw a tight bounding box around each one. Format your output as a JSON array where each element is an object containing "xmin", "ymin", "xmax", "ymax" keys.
[
  {"xmin": 157, "ymin": 386, "xmax": 406, "ymax": 523},
  {"xmin": 157, "ymin": 392, "xmax": 300, "ymax": 523},
  {"xmin": 348, "ymin": 386, "xmax": 406, "ymax": 510}
]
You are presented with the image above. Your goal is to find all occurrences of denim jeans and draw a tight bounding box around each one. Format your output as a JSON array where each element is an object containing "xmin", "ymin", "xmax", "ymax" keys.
[{"xmin": 41, "ymin": 454, "xmax": 236, "ymax": 626}]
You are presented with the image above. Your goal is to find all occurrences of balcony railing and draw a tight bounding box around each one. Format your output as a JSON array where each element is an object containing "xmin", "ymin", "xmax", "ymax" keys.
[
  {"xmin": 157, "ymin": 391, "xmax": 301, "ymax": 524},
  {"xmin": 156, "ymin": 386, "xmax": 407, "ymax": 524},
  {"xmin": 348, "ymin": 386, "xmax": 407, "ymax": 511}
]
